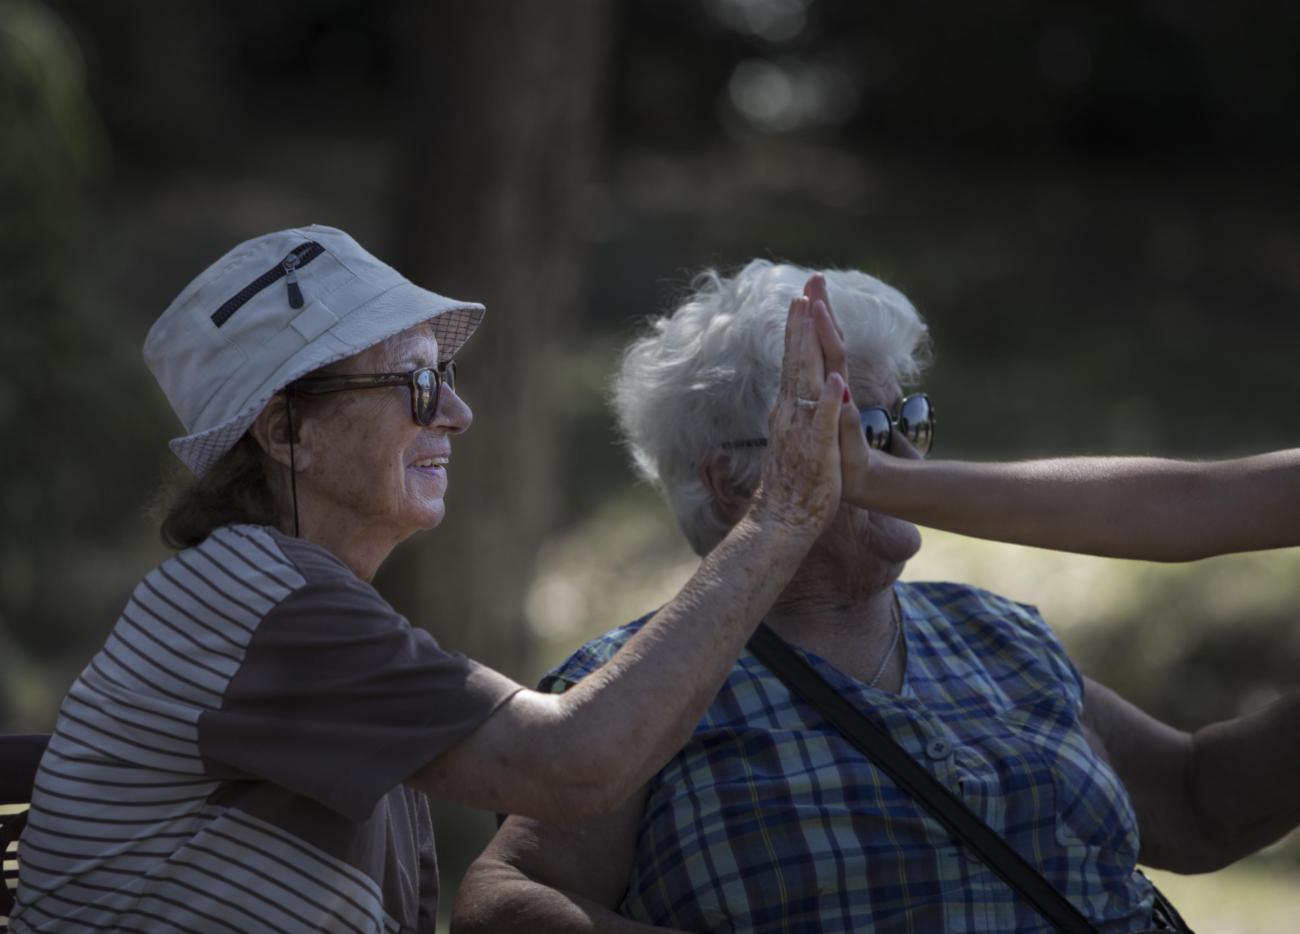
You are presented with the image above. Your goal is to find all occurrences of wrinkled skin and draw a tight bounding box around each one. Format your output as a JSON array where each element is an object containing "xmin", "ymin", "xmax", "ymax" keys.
[
  {"xmin": 251, "ymin": 325, "xmax": 472, "ymax": 580},
  {"xmin": 747, "ymin": 276, "xmax": 854, "ymax": 543}
]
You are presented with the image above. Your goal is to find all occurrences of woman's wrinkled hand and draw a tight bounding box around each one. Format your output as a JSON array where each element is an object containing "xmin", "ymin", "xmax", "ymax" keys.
[{"xmin": 749, "ymin": 275, "xmax": 851, "ymax": 540}]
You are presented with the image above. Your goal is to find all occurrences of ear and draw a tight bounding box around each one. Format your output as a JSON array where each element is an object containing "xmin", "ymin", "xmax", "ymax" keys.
[
  {"xmin": 250, "ymin": 394, "xmax": 314, "ymax": 472},
  {"xmin": 700, "ymin": 457, "xmax": 754, "ymax": 526}
]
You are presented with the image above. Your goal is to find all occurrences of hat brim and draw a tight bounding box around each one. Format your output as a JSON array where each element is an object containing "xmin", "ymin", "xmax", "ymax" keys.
[{"xmin": 169, "ymin": 282, "xmax": 484, "ymax": 477}]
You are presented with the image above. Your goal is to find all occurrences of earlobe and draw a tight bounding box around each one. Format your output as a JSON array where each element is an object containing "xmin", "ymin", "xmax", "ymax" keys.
[
  {"xmin": 251, "ymin": 396, "xmax": 308, "ymax": 471},
  {"xmin": 700, "ymin": 458, "xmax": 753, "ymax": 525}
]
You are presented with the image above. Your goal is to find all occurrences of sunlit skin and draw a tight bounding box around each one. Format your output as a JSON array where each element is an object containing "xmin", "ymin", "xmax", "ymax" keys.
[{"xmin": 251, "ymin": 325, "xmax": 471, "ymax": 581}]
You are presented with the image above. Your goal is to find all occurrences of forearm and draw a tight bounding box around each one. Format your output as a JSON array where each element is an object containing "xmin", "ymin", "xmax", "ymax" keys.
[
  {"xmin": 1186, "ymin": 688, "xmax": 1300, "ymax": 869},
  {"xmin": 856, "ymin": 450, "xmax": 1300, "ymax": 561},
  {"xmin": 417, "ymin": 286, "xmax": 847, "ymax": 822},
  {"xmin": 415, "ymin": 509, "xmax": 820, "ymax": 823},
  {"xmin": 550, "ymin": 509, "xmax": 817, "ymax": 813},
  {"xmin": 453, "ymin": 857, "xmax": 679, "ymax": 933}
]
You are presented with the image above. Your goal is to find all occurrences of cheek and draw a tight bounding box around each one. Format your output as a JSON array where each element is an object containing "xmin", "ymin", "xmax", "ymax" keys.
[
  {"xmin": 316, "ymin": 401, "xmax": 413, "ymax": 498},
  {"xmin": 322, "ymin": 440, "xmax": 387, "ymax": 503}
]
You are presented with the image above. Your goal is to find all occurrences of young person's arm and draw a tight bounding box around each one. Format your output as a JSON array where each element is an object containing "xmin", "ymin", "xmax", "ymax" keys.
[
  {"xmin": 1083, "ymin": 678, "xmax": 1300, "ymax": 872},
  {"xmin": 842, "ymin": 447, "xmax": 1300, "ymax": 561}
]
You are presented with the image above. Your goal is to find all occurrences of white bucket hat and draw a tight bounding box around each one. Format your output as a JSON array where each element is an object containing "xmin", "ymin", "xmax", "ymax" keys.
[{"xmin": 144, "ymin": 224, "xmax": 484, "ymax": 477}]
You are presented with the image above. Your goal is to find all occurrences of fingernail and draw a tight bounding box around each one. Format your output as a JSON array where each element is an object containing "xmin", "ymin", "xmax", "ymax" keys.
[{"xmin": 842, "ymin": 386, "xmax": 850, "ymax": 404}]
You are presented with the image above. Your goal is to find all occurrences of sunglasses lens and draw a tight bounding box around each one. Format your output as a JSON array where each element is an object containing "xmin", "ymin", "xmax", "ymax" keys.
[
  {"xmin": 859, "ymin": 408, "xmax": 892, "ymax": 450},
  {"xmin": 899, "ymin": 396, "xmax": 934, "ymax": 454},
  {"xmin": 441, "ymin": 361, "xmax": 456, "ymax": 393},
  {"xmin": 413, "ymin": 368, "xmax": 437, "ymax": 425}
]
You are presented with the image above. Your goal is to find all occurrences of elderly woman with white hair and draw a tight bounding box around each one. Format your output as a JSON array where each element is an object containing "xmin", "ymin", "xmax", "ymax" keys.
[
  {"xmin": 453, "ymin": 259, "xmax": 1300, "ymax": 933},
  {"xmin": 9, "ymin": 230, "xmax": 861, "ymax": 933}
]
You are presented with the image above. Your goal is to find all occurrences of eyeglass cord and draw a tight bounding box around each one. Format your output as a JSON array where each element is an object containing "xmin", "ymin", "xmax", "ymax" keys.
[{"xmin": 287, "ymin": 392, "xmax": 301, "ymax": 537}]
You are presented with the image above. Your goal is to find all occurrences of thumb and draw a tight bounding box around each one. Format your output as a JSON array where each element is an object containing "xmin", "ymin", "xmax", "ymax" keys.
[
  {"xmin": 839, "ymin": 393, "xmax": 872, "ymax": 506},
  {"xmin": 813, "ymin": 372, "xmax": 846, "ymax": 443}
]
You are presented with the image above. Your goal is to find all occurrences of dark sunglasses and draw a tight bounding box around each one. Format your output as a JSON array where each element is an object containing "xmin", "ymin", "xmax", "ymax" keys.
[
  {"xmin": 721, "ymin": 392, "xmax": 935, "ymax": 455},
  {"xmin": 286, "ymin": 362, "xmax": 456, "ymax": 426}
]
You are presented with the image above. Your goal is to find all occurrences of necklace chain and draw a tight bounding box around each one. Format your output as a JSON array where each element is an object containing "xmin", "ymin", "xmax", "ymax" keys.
[{"xmin": 867, "ymin": 595, "xmax": 902, "ymax": 688}]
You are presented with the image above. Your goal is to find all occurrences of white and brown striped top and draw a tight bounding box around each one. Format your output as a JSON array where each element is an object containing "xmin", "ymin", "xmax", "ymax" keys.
[{"xmin": 10, "ymin": 525, "xmax": 519, "ymax": 933}]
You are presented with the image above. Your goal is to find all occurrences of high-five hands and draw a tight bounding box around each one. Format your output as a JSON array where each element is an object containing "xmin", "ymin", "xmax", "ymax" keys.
[{"xmin": 750, "ymin": 275, "xmax": 861, "ymax": 539}]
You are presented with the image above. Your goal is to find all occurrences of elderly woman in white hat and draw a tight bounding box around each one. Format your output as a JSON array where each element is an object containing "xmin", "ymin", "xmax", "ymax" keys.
[{"xmin": 10, "ymin": 227, "xmax": 861, "ymax": 932}]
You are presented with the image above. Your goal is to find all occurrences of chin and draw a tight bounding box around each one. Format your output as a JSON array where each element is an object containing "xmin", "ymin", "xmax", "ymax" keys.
[
  {"xmin": 404, "ymin": 500, "xmax": 446, "ymax": 534},
  {"xmin": 879, "ymin": 520, "xmax": 923, "ymax": 564},
  {"xmin": 834, "ymin": 509, "xmax": 917, "ymax": 561}
]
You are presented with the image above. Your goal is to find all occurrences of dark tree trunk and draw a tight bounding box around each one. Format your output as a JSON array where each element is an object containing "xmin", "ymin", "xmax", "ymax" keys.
[
  {"xmin": 385, "ymin": 0, "xmax": 607, "ymax": 675},
  {"xmin": 380, "ymin": 0, "xmax": 609, "ymax": 909}
]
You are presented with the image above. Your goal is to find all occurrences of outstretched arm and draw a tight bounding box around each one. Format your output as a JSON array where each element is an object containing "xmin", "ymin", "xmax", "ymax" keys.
[
  {"xmin": 841, "ymin": 448, "xmax": 1300, "ymax": 561},
  {"xmin": 1084, "ymin": 678, "xmax": 1300, "ymax": 872}
]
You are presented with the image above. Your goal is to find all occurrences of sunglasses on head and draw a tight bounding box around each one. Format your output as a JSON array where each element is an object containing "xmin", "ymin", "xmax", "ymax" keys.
[
  {"xmin": 285, "ymin": 361, "xmax": 456, "ymax": 426},
  {"xmin": 721, "ymin": 392, "xmax": 935, "ymax": 455}
]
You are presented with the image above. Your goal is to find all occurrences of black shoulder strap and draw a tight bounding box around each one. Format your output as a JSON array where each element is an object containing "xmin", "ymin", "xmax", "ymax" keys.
[{"xmin": 747, "ymin": 624, "xmax": 1098, "ymax": 934}]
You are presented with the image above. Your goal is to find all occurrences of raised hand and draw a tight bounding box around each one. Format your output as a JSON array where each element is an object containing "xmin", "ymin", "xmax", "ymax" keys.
[
  {"xmin": 838, "ymin": 383, "xmax": 878, "ymax": 509},
  {"xmin": 792, "ymin": 275, "xmax": 881, "ymax": 512},
  {"xmin": 749, "ymin": 276, "xmax": 848, "ymax": 539}
]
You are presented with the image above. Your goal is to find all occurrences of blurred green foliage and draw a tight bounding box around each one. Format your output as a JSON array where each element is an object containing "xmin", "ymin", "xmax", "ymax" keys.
[
  {"xmin": 0, "ymin": 0, "xmax": 164, "ymax": 677},
  {"xmin": 1, "ymin": 1, "xmax": 1297, "ymax": 922}
]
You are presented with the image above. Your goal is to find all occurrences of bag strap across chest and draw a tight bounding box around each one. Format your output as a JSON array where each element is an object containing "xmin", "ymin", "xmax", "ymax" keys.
[{"xmin": 746, "ymin": 623, "xmax": 1192, "ymax": 933}]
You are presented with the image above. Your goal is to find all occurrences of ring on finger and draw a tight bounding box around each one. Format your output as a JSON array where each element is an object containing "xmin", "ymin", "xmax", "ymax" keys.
[{"xmin": 795, "ymin": 397, "xmax": 818, "ymax": 409}]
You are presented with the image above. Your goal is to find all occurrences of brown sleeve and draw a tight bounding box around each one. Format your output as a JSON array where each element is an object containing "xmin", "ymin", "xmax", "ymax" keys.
[{"xmin": 198, "ymin": 545, "xmax": 520, "ymax": 821}]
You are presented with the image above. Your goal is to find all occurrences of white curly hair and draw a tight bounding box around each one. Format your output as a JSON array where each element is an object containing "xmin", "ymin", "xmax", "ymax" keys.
[{"xmin": 613, "ymin": 259, "xmax": 930, "ymax": 555}]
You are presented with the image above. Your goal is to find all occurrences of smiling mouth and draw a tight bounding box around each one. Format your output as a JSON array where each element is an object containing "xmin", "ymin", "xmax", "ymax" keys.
[{"xmin": 410, "ymin": 457, "xmax": 449, "ymax": 469}]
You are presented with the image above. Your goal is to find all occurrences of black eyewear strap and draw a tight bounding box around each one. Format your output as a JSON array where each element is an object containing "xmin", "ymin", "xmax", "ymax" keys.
[{"xmin": 722, "ymin": 393, "xmax": 935, "ymax": 455}]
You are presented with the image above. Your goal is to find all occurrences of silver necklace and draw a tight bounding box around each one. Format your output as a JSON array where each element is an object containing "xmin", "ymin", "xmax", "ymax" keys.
[{"xmin": 867, "ymin": 596, "xmax": 902, "ymax": 688}]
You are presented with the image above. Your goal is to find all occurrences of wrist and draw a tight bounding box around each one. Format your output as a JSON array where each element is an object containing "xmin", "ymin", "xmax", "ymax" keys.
[
  {"xmin": 845, "ymin": 452, "xmax": 921, "ymax": 513},
  {"xmin": 741, "ymin": 493, "xmax": 826, "ymax": 551}
]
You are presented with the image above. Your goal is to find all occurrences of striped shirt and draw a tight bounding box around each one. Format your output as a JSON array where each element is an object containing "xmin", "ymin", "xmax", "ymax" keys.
[
  {"xmin": 12, "ymin": 524, "xmax": 519, "ymax": 933},
  {"xmin": 542, "ymin": 580, "xmax": 1158, "ymax": 933}
]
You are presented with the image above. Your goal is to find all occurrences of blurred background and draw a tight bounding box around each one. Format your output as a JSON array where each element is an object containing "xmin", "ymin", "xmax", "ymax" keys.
[{"xmin": 2, "ymin": 0, "xmax": 1298, "ymax": 928}]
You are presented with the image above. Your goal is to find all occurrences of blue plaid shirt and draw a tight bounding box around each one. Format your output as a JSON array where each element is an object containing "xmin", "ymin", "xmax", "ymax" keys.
[{"xmin": 542, "ymin": 580, "xmax": 1159, "ymax": 933}]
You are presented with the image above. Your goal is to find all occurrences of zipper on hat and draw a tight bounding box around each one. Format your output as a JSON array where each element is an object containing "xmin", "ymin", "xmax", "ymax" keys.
[
  {"xmin": 210, "ymin": 240, "xmax": 325, "ymax": 327},
  {"xmin": 282, "ymin": 252, "xmax": 305, "ymax": 308}
]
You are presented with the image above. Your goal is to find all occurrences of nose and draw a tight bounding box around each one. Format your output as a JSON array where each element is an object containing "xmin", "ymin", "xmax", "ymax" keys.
[
  {"xmin": 889, "ymin": 430, "xmax": 925, "ymax": 461},
  {"xmin": 434, "ymin": 385, "xmax": 472, "ymax": 434}
]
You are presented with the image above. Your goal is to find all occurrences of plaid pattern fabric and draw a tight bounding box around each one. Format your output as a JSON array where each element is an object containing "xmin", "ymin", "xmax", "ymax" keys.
[{"xmin": 542, "ymin": 581, "xmax": 1159, "ymax": 933}]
